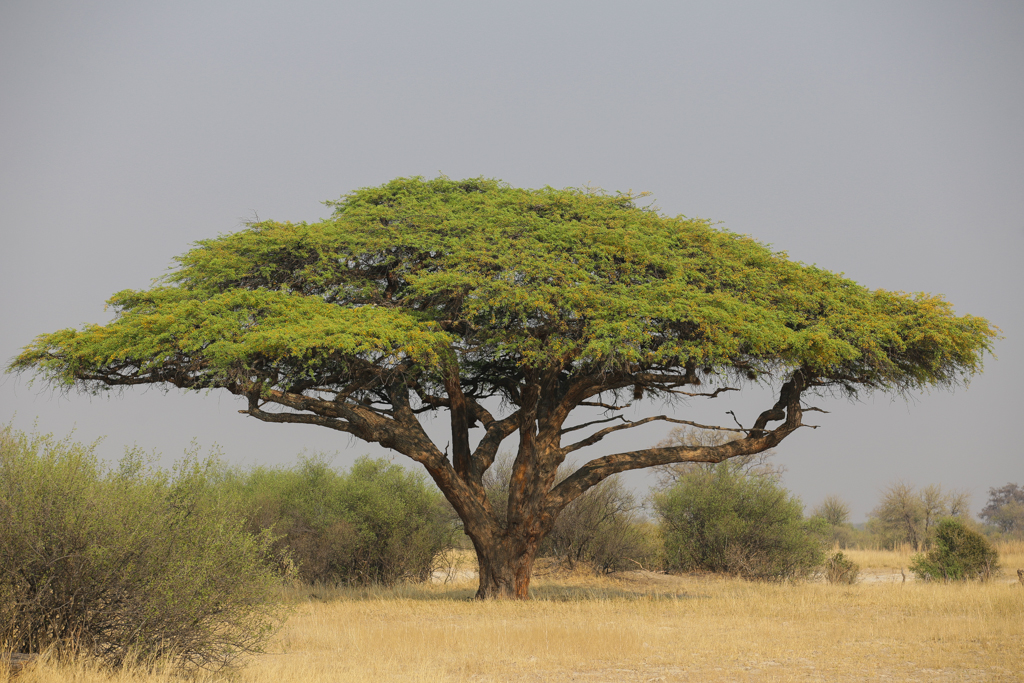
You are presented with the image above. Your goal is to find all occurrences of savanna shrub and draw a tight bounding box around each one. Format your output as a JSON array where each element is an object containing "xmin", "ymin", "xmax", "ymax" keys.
[
  {"xmin": 824, "ymin": 552, "xmax": 860, "ymax": 584},
  {"xmin": 542, "ymin": 477, "xmax": 661, "ymax": 573},
  {"xmin": 909, "ymin": 518, "xmax": 999, "ymax": 581},
  {"xmin": 0, "ymin": 425, "xmax": 282, "ymax": 670},
  {"xmin": 654, "ymin": 462, "xmax": 827, "ymax": 580},
  {"xmin": 237, "ymin": 455, "xmax": 457, "ymax": 585}
]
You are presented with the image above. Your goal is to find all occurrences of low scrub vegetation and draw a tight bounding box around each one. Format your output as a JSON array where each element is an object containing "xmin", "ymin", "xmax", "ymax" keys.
[
  {"xmin": 866, "ymin": 481, "xmax": 971, "ymax": 551},
  {"xmin": 823, "ymin": 551, "xmax": 860, "ymax": 584},
  {"xmin": 0, "ymin": 426, "xmax": 458, "ymax": 671},
  {"xmin": 810, "ymin": 495, "xmax": 859, "ymax": 549},
  {"xmin": 541, "ymin": 478, "xmax": 662, "ymax": 574},
  {"xmin": 910, "ymin": 518, "xmax": 999, "ymax": 581},
  {"xmin": 0, "ymin": 425, "xmax": 282, "ymax": 670},
  {"xmin": 653, "ymin": 460, "xmax": 828, "ymax": 580},
  {"xmin": 5, "ymin": 420, "xmax": 1017, "ymax": 678},
  {"xmin": 235, "ymin": 455, "xmax": 458, "ymax": 585}
]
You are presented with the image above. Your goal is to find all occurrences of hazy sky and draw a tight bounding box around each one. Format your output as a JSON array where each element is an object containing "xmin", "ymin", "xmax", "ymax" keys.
[{"xmin": 2, "ymin": 0, "xmax": 1021, "ymax": 522}]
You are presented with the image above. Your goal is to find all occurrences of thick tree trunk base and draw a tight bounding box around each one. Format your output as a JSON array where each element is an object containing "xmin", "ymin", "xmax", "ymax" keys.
[{"xmin": 473, "ymin": 540, "xmax": 538, "ymax": 600}]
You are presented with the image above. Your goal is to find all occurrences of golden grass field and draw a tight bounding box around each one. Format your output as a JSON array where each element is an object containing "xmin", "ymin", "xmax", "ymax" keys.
[{"xmin": 8, "ymin": 542, "xmax": 1024, "ymax": 683}]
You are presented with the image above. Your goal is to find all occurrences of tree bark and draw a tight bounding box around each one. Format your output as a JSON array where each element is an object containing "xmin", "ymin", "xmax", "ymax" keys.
[{"xmin": 470, "ymin": 533, "xmax": 541, "ymax": 600}]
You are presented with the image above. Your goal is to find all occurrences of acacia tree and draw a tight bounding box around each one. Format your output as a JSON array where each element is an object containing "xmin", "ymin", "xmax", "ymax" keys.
[
  {"xmin": 9, "ymin": 177, "xmax": 996, "ymax": 598},
  {"xmin": 979, "ymin": 483, "xmax": 1024, "ymax": 536}
]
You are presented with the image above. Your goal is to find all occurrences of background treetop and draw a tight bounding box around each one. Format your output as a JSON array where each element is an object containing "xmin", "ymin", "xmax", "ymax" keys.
[{"xmin": 12, "ymin": 176, "xmax": 996, "ymax": 405}]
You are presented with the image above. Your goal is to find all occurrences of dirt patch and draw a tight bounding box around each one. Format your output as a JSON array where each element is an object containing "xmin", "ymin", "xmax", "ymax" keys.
[{"xmin": 429, "ymin": 568, "xmax": 479, "ymax": 583}]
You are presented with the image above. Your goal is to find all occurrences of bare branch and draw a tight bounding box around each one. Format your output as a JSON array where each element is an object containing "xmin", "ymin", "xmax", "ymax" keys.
[
  {"xmin": 239, "ymin": 404, "xmax": 354, "ymax": 432},
  {"xmin": 559, "ymin": 415, "xmax": 627, "ymax": 435},
  {"xmin": 663, "ymin": 386, "xmax": 738, "ymax": 399},
  {"xmin": 579, "ymin": 401, "xmax": 632, "ymax": 411},
  {"xmin": 561, "ymin": 415, "xmax": 754, "ymax": 455},
  {"xmin": 414, "ymin": 392, "xmax": 451, "ymax": 410},
  {"xmin": 550, "ymin": 373, "xmax": 811, "ymax": 510},
  {"xmin": 469, "ymin": 411, "xmax": 521, "ymax": 479}
]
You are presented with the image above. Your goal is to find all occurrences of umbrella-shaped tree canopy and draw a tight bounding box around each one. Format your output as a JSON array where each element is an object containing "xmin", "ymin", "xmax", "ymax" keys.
[{"xmin": 11, "ymin": 176, "xmax": 996, "ymax": 598}]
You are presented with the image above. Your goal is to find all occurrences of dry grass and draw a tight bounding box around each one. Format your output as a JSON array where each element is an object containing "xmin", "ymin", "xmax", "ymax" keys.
[
  {"xmin": 8, "ymin": 545, "xmax": 1024, "ymax": 683},
  {"xmin": 843, "ymin": 539, "xmax": 1024, "ymax": 580},
  {"xmin": 841, "ymin": 544, "xmax": 919, "ymax": 570},
  {"xmin": 992, "ymin": 539, "xmax": 1024, "ymax": 573},
  {"xmin": 11, "ymin": 583, "xmax": 1022, "ymax": 682}
]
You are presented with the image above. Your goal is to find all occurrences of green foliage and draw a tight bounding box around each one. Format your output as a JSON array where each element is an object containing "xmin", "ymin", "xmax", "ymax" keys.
[
  {"xmin": 909, "ymin": 518, "xmax": 999, "ymax": 582},
  {"xmin": 654, "ymin": 462, "xmax": 827, "ymax": 580},
  {"xmin": 12, "ymin": 176, "xmax": 996, "ymax": 404},
  {"xmin": 0, "ymin": 425, "xmax": 282, "ymax": 670},
  {"xmin": 824, "ymin": 552, "xmax": 860, "ymax": 584},
  {"xmin": 236, "ymin": 455, "xmax": 458, "ymax": 585}
]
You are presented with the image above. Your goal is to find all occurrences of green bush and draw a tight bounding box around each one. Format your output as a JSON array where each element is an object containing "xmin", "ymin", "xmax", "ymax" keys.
[
  {"xmin": 0, "ymin": 425, "xmax": 282, "ymax": 670},
  {"xmin": 824, "ymin": 552, "xmax": 860, "ymax": 584},
  {"xmin": 653, "ymin": 461, "xmax": 827, "ymax": 581},
  {"xmin": 237, "ymin": 455, "xmax": 458, "ymax": 585},
  {"xmin": 909, "ymin": 518, "xmax": 999, "ymax": 582}
]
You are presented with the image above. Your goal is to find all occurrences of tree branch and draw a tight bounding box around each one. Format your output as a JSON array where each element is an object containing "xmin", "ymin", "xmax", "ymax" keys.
[
  {"xmin": 445, "ymin": 371, "xmax": 473, "ymax": 479},
  {"xmin": 470, "ymin": 412, "xmax": 520, "ymax": 480},
  {"xmin": 664, "ymin": 386, "xmax": 738, "ymax": 399},
  {"xmin": 549, "ymin": 372, "xmax": 811, "ymax": 510},
  {"xmin": 239, "ymin": 403, "xmax": 355, "ymax": 433},
  {"xmin": 558, "ymin": 415, "xmax": 627, "ymax": 435},
  {"xmin": 560, "ymin": 415, "xmax": 753, "ymax": 455},
  {"xmin": 579, "ymin": 401, "xmax": 632, "ymax": 410}
]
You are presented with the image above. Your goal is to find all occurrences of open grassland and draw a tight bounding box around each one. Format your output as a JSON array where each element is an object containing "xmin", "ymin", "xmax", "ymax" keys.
[{"xmin": 8, "ymin": 544, "xmax": 1024, "ymax": 683}]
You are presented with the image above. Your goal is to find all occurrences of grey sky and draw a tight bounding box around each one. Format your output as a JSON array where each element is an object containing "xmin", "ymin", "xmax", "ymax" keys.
[{"xmin": 2, "ymin": 0, "xmax": 1021, "ymax": 522}]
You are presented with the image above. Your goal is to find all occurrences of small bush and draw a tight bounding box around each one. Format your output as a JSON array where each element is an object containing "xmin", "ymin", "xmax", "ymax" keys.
[
  {"xmin": 910, "ymin": 518, "xmax": 999, "ymax": 582},
  {"xmin": 0, "ymin": 425, "xmax": 282, "ymax": 670},
  {"xmin": 654, "ymin": 461, "xmax": 827, "ymax": 581},
  {"xmin": 824, "ymin": 552, "xmax": 860, "ymax": 584}
]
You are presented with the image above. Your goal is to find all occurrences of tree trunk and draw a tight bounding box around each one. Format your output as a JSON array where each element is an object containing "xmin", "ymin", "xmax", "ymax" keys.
[{"xmin": 470, "ymin": 534, "xmax": 541, "ymax": 600}]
